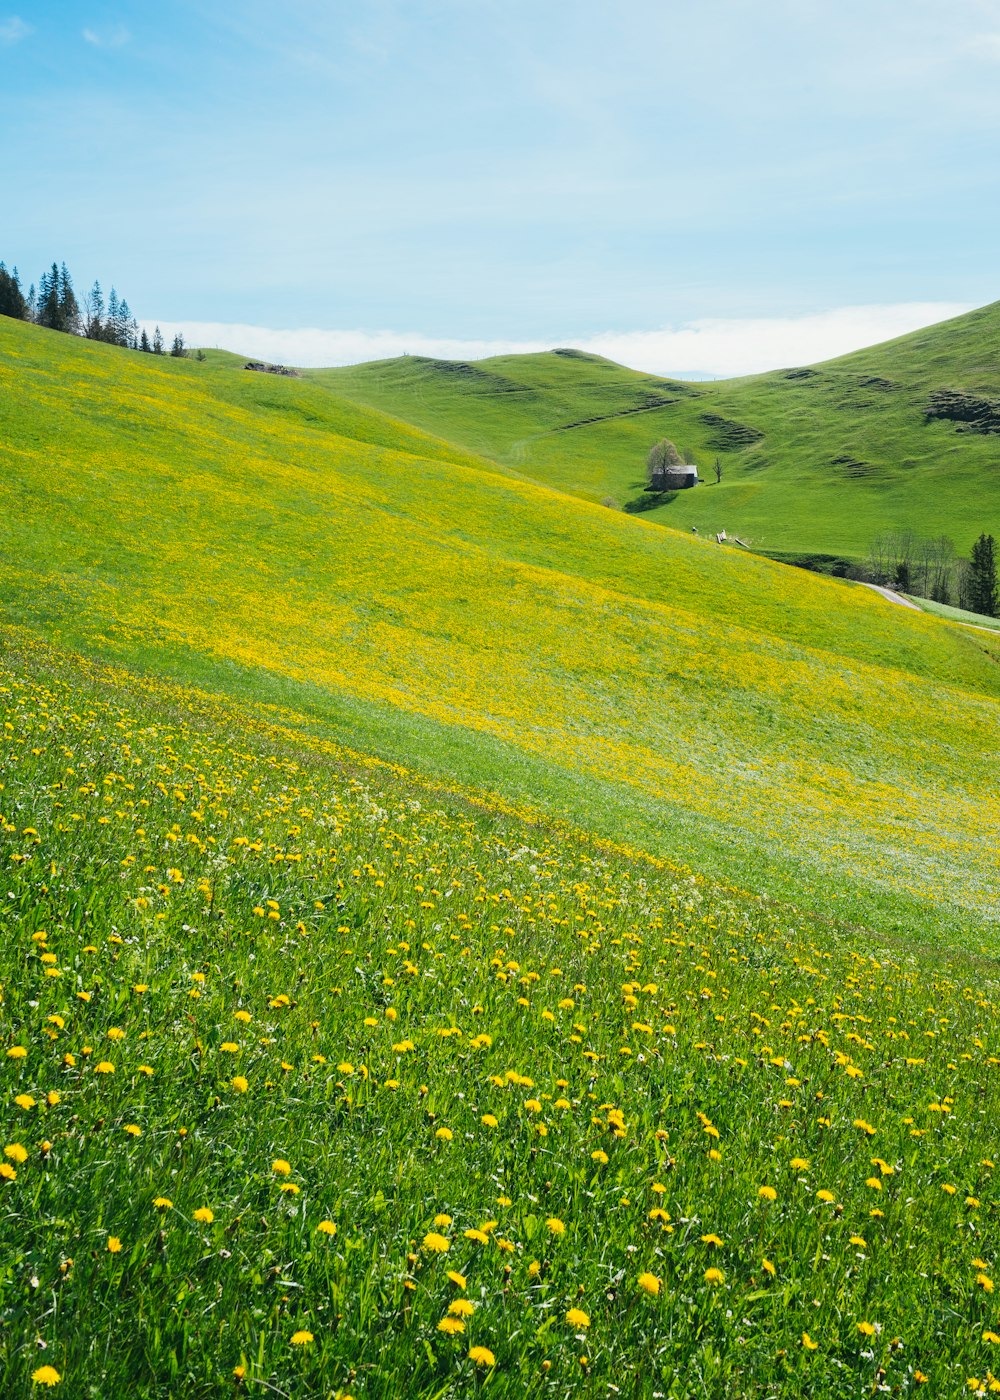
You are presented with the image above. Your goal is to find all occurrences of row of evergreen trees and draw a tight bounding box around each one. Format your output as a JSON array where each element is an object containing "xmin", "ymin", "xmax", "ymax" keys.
[{"xmin": 0, "ymin": 260, "xmax": 186, "ymax": 356}]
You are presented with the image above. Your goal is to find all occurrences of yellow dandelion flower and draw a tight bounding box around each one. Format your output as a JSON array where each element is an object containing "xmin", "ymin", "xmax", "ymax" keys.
[
  {"xmin": 637, "ymin": 1272, "xmax": 660, "ymax": 1296},
  {"xmin": 816, "ymin": 1190, "xmax": 835, "ymax": 1203},
  {"xmin": 704, "ymin": 1268, "xmax": 725, "ymax": 1285},
  {"xmin": 272, "ymin": 1159, "xmax": 292, "ymax": 1176},
  {"xmin": 231, "ymin": 1076, "xmax": 248, "ymax": 1093},
  {"xmin": 423, "ymin": 1231, "xmax": 450, "ymax": 1253},
  {"xmin": 977, "ymin": 1274, "xmax": 994, "ymax": 1292},
  {"xmin": 449, "ymin": 1298, "xmax": 475, "ymax": 1317},
  {"xmin": 316, "ymin": 1220, "xmax": 336, "ymax": 1235},
  {"xmin": 762, "ymin": 1258, "xmax": 776, "ymax": 1276},
  {"xmin": 153, "ymin": 1197, "xmax": 173, "ymax": 1210},
  {"xmin": 94, "ymin": 1061, "xmax": 115, "ymax": 1075},
  {"xmin": 4, "ymin": 1144, "xmax": 27, "ymax": 1164},
  {"xmin": 6, "ymin": 1046, "xmax": 27, "ymax": 1059},
  {"xmin": 545, "ymin": 1217, "xmax": 566, "ymax": 1236},
  {"xmin": 758, "ymin": 1186, "xmax": 777, "ymax": 1201},
  {"xmin": 437, "ymin": 1317, "xmax": 465, "ymax": 1335},
  {"xmin": 802, "ymin": 1333, "xmax": 818, "ymax": 1350},
  {"xmin": 0, "ymin": 1163, "xmax": 16, "ymax": 1181},
  {"xmin": 849, "ymin": 1235, "xmax": 867, "ymax": 1249},
  {"xmin": 193, "ymin": 1207, "xmax": 214, "ymax": 1224},
  {"xmin": 468, "ymin": 1346, "xmax": 495, "ymax": 1368},
  {"xmin": 124, "ymin": 1125, "xmax": 141, "ymax": 1137},
  {"xmin": 481, "ymin": 1114, "xmax": 499, "ymax": 1128},
  {"xmin": 566, "ymin": 1307, "xmax": 590, "ymax": 1328},
  {"xmin": 435, "ymin": 1127, "xmax": 453, "ymax": 1141},
  {"xmin": 31, "ymin": 1365, "xmax": 62, "ymax": 1386},
  {"xmin": 447, "ymin": 1270, "xmax": 466, "ymax": 1288},
  {"xmin": 107, "ymin": 1237, "xmax": 122, "ymax": 1253},
  {"xmin": 700, "ymin": 1233, "xmax": 724, "ymax": 1247},
  {"xmin": 789, "ymin": 1157, "xmax": 810, "ymax": 1170},
  {"xmin": 290, "ymin": 1330, "xmax": 313, "ymax": 1345},
  {"xmin": 857, "ymin": 1321, "xmax": 876, "ymax": 1337}
]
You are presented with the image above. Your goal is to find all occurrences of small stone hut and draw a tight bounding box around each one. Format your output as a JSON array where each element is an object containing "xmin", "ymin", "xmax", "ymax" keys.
[{"xmin": 649, "ymin": 464, "xmax": 699, "ymax": 491}]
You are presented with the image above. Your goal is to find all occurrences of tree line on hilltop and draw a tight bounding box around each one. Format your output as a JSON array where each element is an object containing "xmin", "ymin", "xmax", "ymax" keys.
[{"xmin": 0, "ymin": 259, "xmax": 188, "ymax": 357}]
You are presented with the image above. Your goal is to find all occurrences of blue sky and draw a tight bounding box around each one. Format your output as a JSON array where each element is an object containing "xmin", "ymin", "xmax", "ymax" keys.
[{"xmin": 2, "ymin": 1, "xmax": 1000, "ymax": 371}]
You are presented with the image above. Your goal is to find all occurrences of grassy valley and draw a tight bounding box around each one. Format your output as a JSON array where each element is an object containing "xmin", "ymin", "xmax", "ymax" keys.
[{"xmin": 319, "ymin": 302, "xmax": 1000, "ymax": 561}]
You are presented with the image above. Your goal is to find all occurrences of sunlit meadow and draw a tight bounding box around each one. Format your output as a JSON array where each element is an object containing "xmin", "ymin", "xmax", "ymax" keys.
[
  {"xmin": 2, "ymin": 319, "xmax": 1000, "ymax": 1397},
  {"xmin": 2, "ymin": 631, "xmax": 1000, "ymax": 1397}
]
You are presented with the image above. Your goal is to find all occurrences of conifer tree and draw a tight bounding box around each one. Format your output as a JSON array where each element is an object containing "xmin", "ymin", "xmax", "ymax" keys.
[
  {"xmin": 152, "ymin": 326, "xmax": 164, "ymax": 354},
  {"xmin": 0, "ymin": 263, "xmax": 28, "ymax": 319},
  {"xmin": 58, "ymin": 263, "xmax": 80, "ymax": 334},
  {"xmin": 36, "ymin": 263, "xmax": 61, "ymax": 329},
  {"xmin": 84, "ymin": 281, "xmax": 104, "ymax": 339},
  {"xmin": 968, "ymin": 533, "xmax": 998, "ymax": 617},
  {"xmin": 139, "ymin": 328, "xmax": 151, "ymax": 353},
  {"xmin": 170, "ymin": 332, "xmax": 187, "ymax": 357}
]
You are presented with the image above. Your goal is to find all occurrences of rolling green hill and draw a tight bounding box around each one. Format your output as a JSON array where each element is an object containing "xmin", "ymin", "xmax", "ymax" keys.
[
  {"xmin": 5, "ymin": 314, "xmax": 1000, "ymax": 1396},
  {"xmin": 1, "ymin": 313, "xmax": 999, "ymax": 948},
  {"xmin": 318, "ymin": 301, "xmax": 1000, "ymax": 559}
]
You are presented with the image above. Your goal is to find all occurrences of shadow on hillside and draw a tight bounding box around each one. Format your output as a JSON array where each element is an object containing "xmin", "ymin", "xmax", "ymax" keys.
[{"xmin": 623, "ymin": 489, "xmax": 680, "ymax": 514}]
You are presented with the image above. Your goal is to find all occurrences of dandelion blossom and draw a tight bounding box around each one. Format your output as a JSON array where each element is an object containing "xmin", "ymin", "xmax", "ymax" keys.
[
  {"xmin": 316, "ymin": 1220, "xmax": 336, "ymax": 1235},
  {"xmin": 4, "ymin": 1144, "xmax": 27, "ymax": 1164},
  {"xmin": 758, "ymin": 1186, "xmax": 777, "ymax": 1201},
  {"xmin": 704, "ymin": 1267, "xmax": 724, "ymax": 1285},
  {"xmin": 272, "ymin": 1159, "xmax": 292, "ymax": 1176},
  {"xmin": 857, "ymin": 1321, "xmax": 876, "ymax": 1337},
  {"xmin": 468, "ymin": 1346, "xmax": 496, "ymax": 1368},
  {"xmin": 423, "ymin": 1231, "xmax": 450, "ymax": 1253},
  {"xmin": 31, "ymin": 1365, "xmax": 62, "ymax": 1386},
  {"xmin": 545, "ymin": 1217, "xmax": 566, "ymax": 1236},
  {"xmin": 637, "ymin": 1272, "xmax": 660, "ymax": 1296},
  {"xmin": 449, "ymin": 1299, "xmax": 475, "ymax": 1317},
  {"xmin": 447, "ymin": 1270, "xmax": 466, "ymax": 1288},
  {"xmin": 153, "ymin": 1197, "xmax": 173, "ymax": 1210},
  {"xmin": 437, "ymin": 1317, "xmax": 465, "ymax": 1335},
  {"xmin": 107, "ymin": 1237, "xmax": 122, "ymax": 1253},
  {"xmin": 193, "ymin": 1207, "xmax": 214, "ymax": 1224},
  {"xmin": 566, "ymin": 1308, "xmax": 590, "ymax": 1329},
  {"xmin": 231, "ymin": 1076, "xmax": 248, "ymax": 1093},
  {"xmin": 802, "ymin": 1333, "xmax": 818, "ymax": 1351},
  {"xmin": 290, "ymin": 1330, "xmax": 313, "ymax": 1346}
]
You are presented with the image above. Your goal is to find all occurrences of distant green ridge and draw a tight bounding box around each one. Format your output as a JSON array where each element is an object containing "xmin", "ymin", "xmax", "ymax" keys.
[{"xmin": 318, "ymin": 301, "xmax": 1000, "ymax": 557}]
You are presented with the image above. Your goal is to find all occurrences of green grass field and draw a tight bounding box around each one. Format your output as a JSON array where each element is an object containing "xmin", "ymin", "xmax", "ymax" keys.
[
  {"xmin": 2, "ymin": 316, "xmax": 1000, "ymax": 1396},
  {"xmin": 319, "ymin": 302, "xmax": 1000, "ymax": 559}
]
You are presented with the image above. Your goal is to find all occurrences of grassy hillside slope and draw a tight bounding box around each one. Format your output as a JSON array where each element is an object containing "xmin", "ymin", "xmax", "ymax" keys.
[
  {"xmin": 319, "ymin": 302, "xmax": 1000, "ymax": 558},
  {"xmin": 2, "ymin": 317, "xmax": 1000, "ymax": 947},
  {"xmin": 4, "ymin": 632, "xmax": 1000, "ymax": 1397}
]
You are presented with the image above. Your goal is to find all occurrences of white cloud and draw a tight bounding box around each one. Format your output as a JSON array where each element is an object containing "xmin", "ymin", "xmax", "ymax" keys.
[
  {"xmin": 144, "ymin": 302, "xmax": 974, "ymax": 380},
  {"xmin": 0, "ymin": 16, "xmax": 31, "ymax": 42},
  {"xmin": 82, "ymin": 23, "xmax": 130, "ymax": 48}
]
